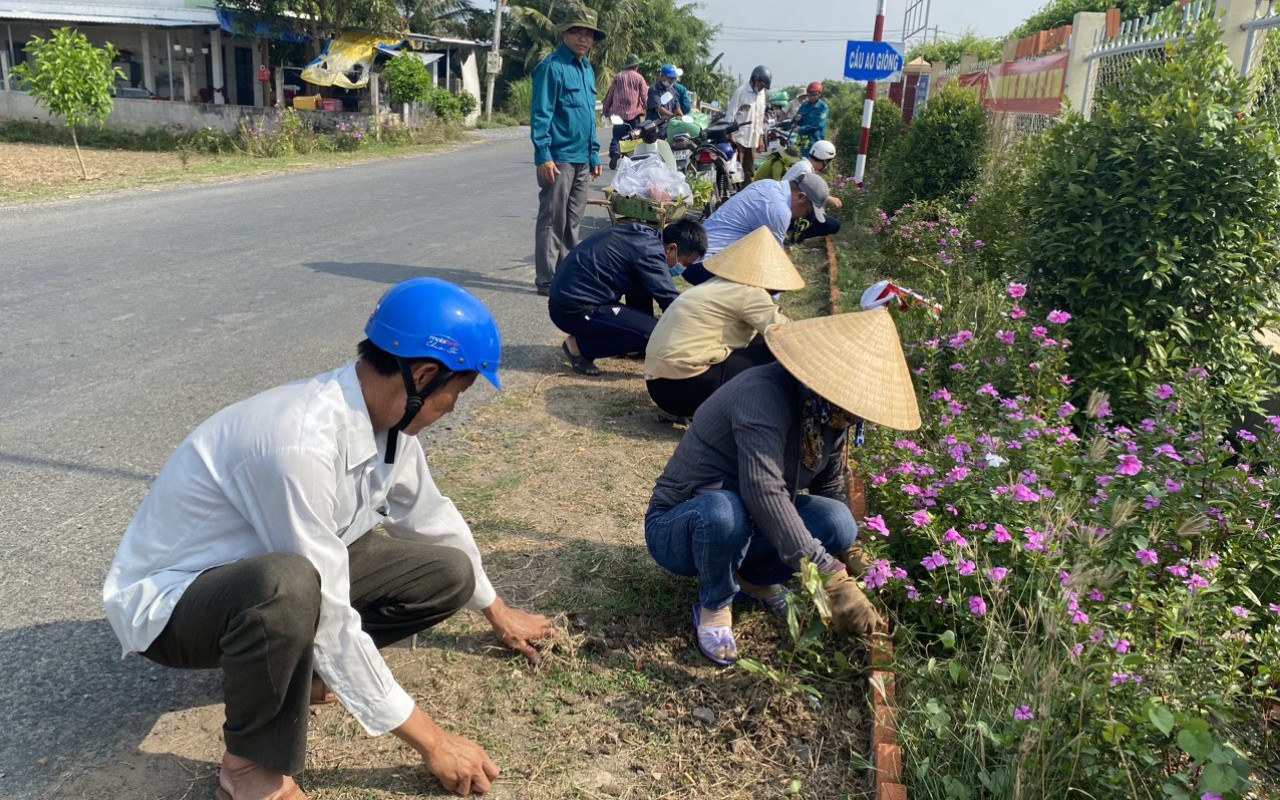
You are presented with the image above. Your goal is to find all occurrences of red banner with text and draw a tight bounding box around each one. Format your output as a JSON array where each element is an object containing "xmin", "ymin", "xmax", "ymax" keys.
[{"xmin": 952, "ymin": 51, "xmax": 1070, "ymax": 116}]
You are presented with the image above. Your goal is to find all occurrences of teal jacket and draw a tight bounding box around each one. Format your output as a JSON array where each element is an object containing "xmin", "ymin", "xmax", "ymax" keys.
[
  {"xmin": 793, "ymin": 98, "xmax": 830, "ymax": 142},
  {"xmin": 530, "ymin": 44, "xmax": 600, "ymax": 168}
]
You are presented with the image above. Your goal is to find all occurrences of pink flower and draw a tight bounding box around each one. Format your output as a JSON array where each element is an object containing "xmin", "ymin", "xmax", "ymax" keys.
[
  {"xmin": 864, "ymin": 515, "xmax": 890, "ymax": 537},
  {"xmin": 1165, "ymin": 478, "xmax": 1183, "ymax": 493},
  {"xmin": 1007, "ymin": 282, "xmax": 1027, "ymax": 299},
  {"xmin": 1154, "ymin": 384, "xmax": 1175, "ymax": 400},
  {"xmin": 1136, "ymin": 548, "xmax": 1158, "ymax": 565},
  {"xmin": 910, "ymin": 509, "xmax": 933, "ymax": 528},
  {"xmin": 991, "ymin": 524, "xmax": 1013, "ymax": 544},
  {"xmin": 968, "ymin": 595, "xmax": 987, "ymax": 616},
  {"xmin": 978, "ymin": 382, "xmax": 1000, "ymax": 397},
  {"xmin": 1113, "ymin": 638, "xmax": 1130, "ymax": 654},
  {"xmin": 948, "ymin": 330, "xmax": 974, "ymax": 348},
  {"xmin": 906, "ymin": 585, "xmax": 920, "ymax": 601},
  {"xmin": 942, "ymin": 528, "xmax": 969, "ymax": 547},
  {"xmin": 1009, "ymin": 306, "xmax": 1027, "ymax": 320},
  {"xmin": 956, "ymin": 559, "xmax": 977, "ymax": 576},
  {"xmin": 1229, "ymin": 605, "xmax": 1249, "ymax": 618},
  {"xmin": 1013, "ymin": 704, "xmax": 1034, "ymax": 721},
  {"xmin": 1047, "ymin": 309, "xmax": 1071, "ymax": 324},
  {"xmin": 1057, "ymin": 402, "xmax": 1077, "ymax": 419},
  {"xmin": 922, "ymin": 551, "xmax": 950, "ymax": 571},
  {"xmin": 986, "ymin": 566, "xmax": 1010, "ymax": 582},
  {"xmin": 930, "ymin": 388, "xmax": 952, "ymax": 402},
  {"xmin": 1030, "ymin": 326, "xmax": 1047, "ymax": 339},
  {"xmin": 1115, "ymin": 455, "xmax": 1144, "ymax": 476},
  {"xmin": 1185, "ymin": 573, "xmax": 1210, "ymax": 592},
  {"xmin": 1143, "ymin": 495, "xmax": 1161, "ymax": 510},
  {"xmin": 1012, "ymin": 484, "xmax": 1039, "ymax": 502},
  {"xmin": 1202, "ymin": 793, "xmax": 1223, "ymax": 800},
  {"xmin": 1153, "ymin": 444, "xmax": 1183, "ymax": 461}
]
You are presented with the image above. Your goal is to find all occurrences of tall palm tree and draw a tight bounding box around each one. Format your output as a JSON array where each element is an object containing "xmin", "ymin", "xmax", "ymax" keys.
[{"xmin": 398, "ymin": 0, "xmax": 476, "ymax": 36}]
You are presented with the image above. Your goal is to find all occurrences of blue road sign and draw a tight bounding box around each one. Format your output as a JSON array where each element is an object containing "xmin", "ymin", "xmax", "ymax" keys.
[{"xmin": 844, "ymin": 40, "xmax": 904, "ymax": 82}]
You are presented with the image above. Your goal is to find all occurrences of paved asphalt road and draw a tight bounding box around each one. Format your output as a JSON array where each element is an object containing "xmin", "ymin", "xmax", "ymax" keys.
[{"xmin": 0, "ymin": 129, "xmax": 613, "ymax": 798}]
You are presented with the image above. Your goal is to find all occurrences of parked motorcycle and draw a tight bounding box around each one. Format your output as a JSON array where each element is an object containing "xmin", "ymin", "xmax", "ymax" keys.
[
  {"xmin": 675, "ymin": 117, "xmax": 742, "ymax": 217},
  {"xmin": 763, "ymin": 118, "xmax": 799, "ymax": 155}
]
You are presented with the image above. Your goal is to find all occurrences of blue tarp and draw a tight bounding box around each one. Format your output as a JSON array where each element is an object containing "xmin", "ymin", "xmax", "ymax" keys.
[{"xmin": 216, "ymin": 10, "xmax": 310, "ymax": 43}]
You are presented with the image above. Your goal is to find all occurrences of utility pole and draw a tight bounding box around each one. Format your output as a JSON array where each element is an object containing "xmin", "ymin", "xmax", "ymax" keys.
[
  {"xmin": 484, "ymin": 0, "xmax": 505, "ymax": 122},
  {"xmin": 854, "ymin": 0, "xmax": 887, "ymax": 185}
]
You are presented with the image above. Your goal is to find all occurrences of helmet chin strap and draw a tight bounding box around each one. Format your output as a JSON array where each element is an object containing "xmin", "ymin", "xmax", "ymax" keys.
[{"xmin": 385, "ymin": 359, "xmax": 454, "ymax": 464}]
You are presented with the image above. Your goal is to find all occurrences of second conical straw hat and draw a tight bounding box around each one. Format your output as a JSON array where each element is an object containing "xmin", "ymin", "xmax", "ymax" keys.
[
  {"xmin": 703, "ymin": 226, "xmax": 805, "ymax": 291},
  {"xmin": 764, "ymin": 308, "xmax": 921, "ymax": 430}
]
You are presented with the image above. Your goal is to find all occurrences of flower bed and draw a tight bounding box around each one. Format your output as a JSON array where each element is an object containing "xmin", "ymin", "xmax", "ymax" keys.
[{"xmin": 856, "ymin": 281, "xmax": 1279, "ymax": 799}]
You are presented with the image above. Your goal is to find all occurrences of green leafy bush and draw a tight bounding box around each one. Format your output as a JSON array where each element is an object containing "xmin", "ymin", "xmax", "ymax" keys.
[
  {"xmin": 425, "ymin": 86, "xmax": 462, "ymax": 121},
  {"xmin": 506, "ymin": 77, "xmax": 533, "ymax": 121},
  {"xmin": 965, "ymin": 135, "xmax": 1039, "ymax": 282},
  {"xmin": 832, "ymin": 96, "xmax": 905, "ymax": 176},
  {"xmin": 382, "ymin": 54, "xmax": 433, "ymax": 108},
  {"xmin": 880, "ymin": 82, "xmax": 988, "ymax": 212},
  {"xmin": 1022, "ymin": 17, "xmax": 1280, "ymax": 422},
  {"xmin": 455, "ymin": 90, "xmax": 477, "ymax": 118}
]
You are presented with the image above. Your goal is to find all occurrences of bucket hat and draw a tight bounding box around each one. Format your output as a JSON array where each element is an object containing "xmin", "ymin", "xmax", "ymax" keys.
[
  {"xmin": 558, "ymin": 8, "xmax": 606, "ymax": 41},
  {"xmin": 764, "ymin": 308, "xmax": 921, "ymax": 430},
  {"xmin": 703, "ymin": 226, "xmax": 805, "ymax": 291},
  {"xmin": 623, "ymin": 54, "xmax": 641, "ymax": 69}
]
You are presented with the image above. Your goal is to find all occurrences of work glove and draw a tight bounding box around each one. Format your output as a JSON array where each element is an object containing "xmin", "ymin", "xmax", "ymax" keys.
[
  {"xmin": 837, "ymin": 542, "xmax": 873, "ymax": 580},
  {"xmin": 824, "ymin": 570, "xmax": 882, "ymax": 638}
]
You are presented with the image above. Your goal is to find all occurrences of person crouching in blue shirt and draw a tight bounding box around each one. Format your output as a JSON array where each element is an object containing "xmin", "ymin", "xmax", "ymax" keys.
[{"xmin": 550, "ymin": 219, "xmax": 707, "ymax": 376}]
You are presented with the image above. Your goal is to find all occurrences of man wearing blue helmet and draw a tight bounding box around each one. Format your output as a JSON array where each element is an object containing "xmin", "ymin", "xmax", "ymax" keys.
[
  {"xmin": 646, "ymin": 63, "xmax": 691, "ymax": 138},
  {"xmin": 103, "ymin": 279, "xmax": 550, "ymax": 800}
]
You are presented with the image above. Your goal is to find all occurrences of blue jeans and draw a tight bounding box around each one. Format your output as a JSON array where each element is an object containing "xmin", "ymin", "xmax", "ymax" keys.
[{"xmin": 645, "ymin": 491, "xmax": 858, "ymax": 609}]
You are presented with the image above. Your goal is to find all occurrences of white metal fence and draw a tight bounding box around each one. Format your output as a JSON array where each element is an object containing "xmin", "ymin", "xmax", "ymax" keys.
[{"xmin": 1081, "ymin": 1, "xmax": 1211, "ymax": 116}]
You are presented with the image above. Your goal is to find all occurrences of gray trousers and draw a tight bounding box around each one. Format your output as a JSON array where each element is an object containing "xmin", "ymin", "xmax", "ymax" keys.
[
  {"xmin": 142, "ymin": 534, "xmax": 475, "ymax": 775},
  {"xmin": 535, "ymin": 162, "xmax": 591, "ymax": 290}
]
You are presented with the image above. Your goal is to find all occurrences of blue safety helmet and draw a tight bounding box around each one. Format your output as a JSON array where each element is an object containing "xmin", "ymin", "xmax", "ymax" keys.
[
  {"xmin": 365, "ymin": 277, "xmax": 502, "ymax": 390},
  {"xmin": 660, "ymin": 64, "xmax": 678, "ymax": 79}
]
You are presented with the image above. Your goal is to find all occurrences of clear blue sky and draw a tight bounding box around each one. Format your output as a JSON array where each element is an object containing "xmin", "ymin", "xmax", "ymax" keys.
[{"xmin": 693, "ymin": 0, "xmax": 1050, "ymax": 88}]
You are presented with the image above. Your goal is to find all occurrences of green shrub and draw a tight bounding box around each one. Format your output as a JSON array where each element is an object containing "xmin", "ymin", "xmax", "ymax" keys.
[
  {"xmin": 880, "ymin": 81, "xmax": 988, "ymax": 211},
  {"xmin": 456, "ymin": 90, "xmax": 477, "ymax": 118},
  {"xmin": 1023, "ymin": 16, "xmax": 1280, "ymax": 421},
  {"xmin": 424, "ymin": 85, "xmax": 462, "ymax": 121},
  {"xmin": 506, "ymin": 77, "xmax": 533, "ymax": 121},
  {"xmin": 833, "ymin": 96, "xmax": 905, "ymax": 176},
  {"xmin": 382, "ymin": 54, "xmax": 433, "ymax": 108},
  {"xmin": 0, "ymin": 119, "xmax": 184, "ymax": 151},
  {"xmin": 965, "ymin": 134, "xmax": 1039, "ymax": 282}
]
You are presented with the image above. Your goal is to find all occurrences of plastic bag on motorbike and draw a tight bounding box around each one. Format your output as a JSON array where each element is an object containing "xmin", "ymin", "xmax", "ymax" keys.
[{"xmin": 610, "ymin": 157, "xmax": 692, "ymax": 204}]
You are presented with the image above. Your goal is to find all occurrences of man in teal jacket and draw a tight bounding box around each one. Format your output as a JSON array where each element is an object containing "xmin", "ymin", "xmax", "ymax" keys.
[
  {"xmin": 530, "ymin": 11, "xmax": 605, "ymax": 296},
  {"xmin": 792, "ymin": 82, "xmax": 830, "ymax": 146}
]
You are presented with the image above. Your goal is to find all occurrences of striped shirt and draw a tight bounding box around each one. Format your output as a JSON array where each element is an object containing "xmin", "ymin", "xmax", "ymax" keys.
[{"xmin": 603, "ymin": 68, "xmax": 649, "ymax": 120}]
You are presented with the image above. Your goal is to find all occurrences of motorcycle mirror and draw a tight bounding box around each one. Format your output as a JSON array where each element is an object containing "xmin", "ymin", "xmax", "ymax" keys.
[{"xmin": 609, "ymin": 114, "xmax": 624, "ymax": 125}]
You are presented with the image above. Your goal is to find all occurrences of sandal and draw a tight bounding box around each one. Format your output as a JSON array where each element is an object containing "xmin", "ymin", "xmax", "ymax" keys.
[
  {"xmin": 562, "ymin": 341, "xmax": 601, "ymax": 376},
  {"xmin": 692, "ymin": 603, "xmax": 738, "ymax": 666}
]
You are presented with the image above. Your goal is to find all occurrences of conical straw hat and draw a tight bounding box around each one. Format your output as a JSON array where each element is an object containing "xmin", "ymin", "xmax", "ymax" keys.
[
  {"xmin": 703, "ymin": 226, "xmax": 805, "ymax": 291},
  {"xmin": 765, "ymin": 308, "xmax": 921, "ymax": 430}
]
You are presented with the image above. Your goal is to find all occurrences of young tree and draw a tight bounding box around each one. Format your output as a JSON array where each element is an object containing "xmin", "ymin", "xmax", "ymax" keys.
[
  {"xmin": 11, "ymin": 27, "xmax": 125, "ymax": 180},
  {"xmin": 908, "ymin": 30, "xmax": 1003, "ymax": 67}
]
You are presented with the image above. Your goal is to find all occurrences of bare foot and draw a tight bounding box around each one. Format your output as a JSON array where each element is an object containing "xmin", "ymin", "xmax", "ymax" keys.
[
  {"xmin": 310, "ymin": 674, "xmax": 335, "ymax": 705},
  {"xmin": 218, "ymin": 752, "xmax": 308, "ymax": 800},
  {"xmin": 564, "ymin": 336, "xmax": 582, "ymax": 357}
]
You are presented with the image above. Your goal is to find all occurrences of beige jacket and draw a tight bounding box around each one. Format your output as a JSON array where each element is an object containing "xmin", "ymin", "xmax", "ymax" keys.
[{"xmin": 645, "ymin": 277, "xmax": 788, "ymax": 380}]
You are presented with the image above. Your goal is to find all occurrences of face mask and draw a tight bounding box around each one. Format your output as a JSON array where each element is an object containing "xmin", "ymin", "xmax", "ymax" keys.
[{"xmin": 669, "ymin": 264, "xmax": 685, "ymax": 277}]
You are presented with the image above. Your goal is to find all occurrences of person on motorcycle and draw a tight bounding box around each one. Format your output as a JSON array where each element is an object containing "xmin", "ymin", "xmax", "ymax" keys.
[
  {"xmin": 728, "ymin": 65, "xmax": 771, "ymax": 182},
  {"xmin": 647, "ymin": 64, "xmax": 692, "ymax": 138},
  {"xmin": 603, "ymin": 54, "xmax": 649, "ymax": 170},
  {"xmin": 782, "ymin": 140, "xmax": 842, "ymax": 243},
  {"xmin": 791, "ymin": 82, "xmax": 830, "ymax": 146}
]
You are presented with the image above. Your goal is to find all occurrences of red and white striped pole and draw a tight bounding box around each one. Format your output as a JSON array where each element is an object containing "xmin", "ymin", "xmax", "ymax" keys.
[{"xmin": 854, "ymin": 0, "xmax": 888, "ymax": 185}]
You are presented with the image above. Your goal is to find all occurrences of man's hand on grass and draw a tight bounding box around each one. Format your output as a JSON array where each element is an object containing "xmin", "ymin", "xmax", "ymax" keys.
[{"xmin": 483, "ymin": 596, "xmax": 553, "ymax": 665}]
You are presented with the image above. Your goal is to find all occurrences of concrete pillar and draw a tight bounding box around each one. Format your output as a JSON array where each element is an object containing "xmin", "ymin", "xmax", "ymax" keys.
[
  {"xmin": 369, "ymin": 71, "xmax": 380, "ymax": 115},
  {"xmin": 252, "ymin": 37, "xmax": 263, "ymax": 106},
  {"xmin": 275, "ymin": 65, "xmax": 284, "ymax": 107},
  {"xmin": 958, "ymin": 54, "xmax": 978, "ymax": 74},
  {"xmin": 1218, "ymin": 0, "xmax": 1264, "ymax": 75},
  {"xmin": 141, "ymin": 29, "xmax": 154, "ymax": 93},
  {"xmin": 460, "ymin": 49, "xmax": 480, "ymax": 125},
  {"xmin": 1, "ymin": 50, "xmax": 9, "ymax": 92},
  {"xmin": 1062, "ymin": 11, "xmax": 1107, "ymax": 117},
  {"xmin": 182, "ymin": 33, "xmax": 193, "ymax": 102},
  {"xmin": 210, "ymin": 27, "xmax": 224, "ymax": 104}
]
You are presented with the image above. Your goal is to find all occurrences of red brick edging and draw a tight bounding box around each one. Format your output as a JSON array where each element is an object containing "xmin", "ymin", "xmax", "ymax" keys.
[{"xmin": 829, "ymin": 234, "xmax": 908, "ymax": 799}]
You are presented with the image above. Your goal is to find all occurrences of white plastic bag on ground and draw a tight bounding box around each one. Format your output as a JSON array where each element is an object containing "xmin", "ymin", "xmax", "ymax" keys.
[{"xmin": 610, "ymin": 157, "xmax": 692, "ymax": 204}]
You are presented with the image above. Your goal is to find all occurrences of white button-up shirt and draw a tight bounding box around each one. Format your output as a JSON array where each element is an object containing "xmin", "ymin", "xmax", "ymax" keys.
[
  {"xmin": 728, "ymin": 83, "xmax": 766, "ymax": 149},
  {"xmin": 103, "ymin": 362, "xmax": 496, "ymax": 736}
]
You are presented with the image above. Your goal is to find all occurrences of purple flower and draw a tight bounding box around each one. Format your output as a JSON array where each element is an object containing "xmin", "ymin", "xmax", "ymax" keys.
[
  {"xmin": 922, "ymin": 551, "xmax": 949, "ymax": 571},
  {"xmin": 864, "ymin": 515, "xmax": 891, "ymax": 537},
  {"xmin": 1229, "ymin": 605, "xmax": 1249, "ymax": 619},
  {"xmin": 1070, "ymin": 643, "xmax": 1084, "ymax": 658},
  {"xmin": 1136, "ymin": 549, "xmax": 1159, "ymax": 565},
  {"xmin": 1013, "ymin": 705, "xmax": 1034, "ymax": 721},
  {"xmin": 1012, "ymin": 484, "xmax": 1039, "ymax": 503},
  {"xmin": 1201, "ymin": 793, "xmax": 1223, "ymax": 800},
  {"xmin": 1185, "ymin": 573, "xmax": 1210, "ymax": 592},
  {"xmin": 1059, "ymin": 571, "xmax": 1072, "ymax": 587},
  {"xmin": 1030, "ymin": 326, "xmax": 1048, "ymax": 339},
  {"xmin": 1007, "ymin": 282, "xmax": 1027, "ymax": 299},
  {"xmin": 1057, "ymin": 402, "xmax": 1077, "ymax": 419},
  {"xmin": 1009, "ymin": 306, "xmax": 1027, "ymax": 320},
  {"xmin": 1238, "ymin": 429, "xmax": 1259, "ymax": 443},
  {"xmin": 957, "ymin": 559, "xmax": 977, "ymax": 576},
  {"xmin": 1153, "ymin": 444, "xmax": 1183, "ymax": 462},
  {"xmin": 1113, "ymin": 638, "xmax": 1130, "ymax": 654},
  {"xmin": 1116, "ymin": 455, "xmax": 1144, "ymax": 476},
  {"xmin": 949, "ymin": 330, "xmax": 974, "ymax": 348},
  {"xmin": 1154, "ymin": 384, "xmax": 1175, "ymax": 400},
  {"xmin": 930, "ymin": 388, "xmax": 952, "ymax": 402},
  {"xmin": 968, "ymin": 595, "xmax": 987, "ymax": 616},
  {"xmin": 987, "ymin": 566, "xmax": 1010, "ymax": 582},
  {"xmin": 1165, "ymin": 478, "xmax": 1183, "ymax": 493},
  {"xmin": 974, "ymin": 239, "xmax": 986, "ymax": 247},
  {"xmin": 1072, "ymin": 610, "xmax": 1090, "ymax": 625},
  {"xmin": 1143, "ymin": 495, "xmax": 1161, "ymax": 510},
  {"xmin": 996, "ymin": 330, "xmax": 1016, "ymax": 346},
  {"xmin": 1167, "ymin": 564, "xmax": 1189, "ymax": 578},
  {"xmin": 911, "ymin": 509, "xmax": 933, "ymax": 528},
  {"xmin": 991, "ymin": 524, "xmax": 1013, "ymax": 544},
  {"xmin": 1047, "ymin": 309, "xmax": 1071, "ymax": 324}
]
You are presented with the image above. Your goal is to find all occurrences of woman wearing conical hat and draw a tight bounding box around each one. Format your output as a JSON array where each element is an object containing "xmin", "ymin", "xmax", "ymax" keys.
[
  {"xmin": 645, "ymin": 309, "xmax": 921, "ymax": 665},
  {"xmin": 644, "ymin": 227, "xmax": 802, "ymax": 420}
]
